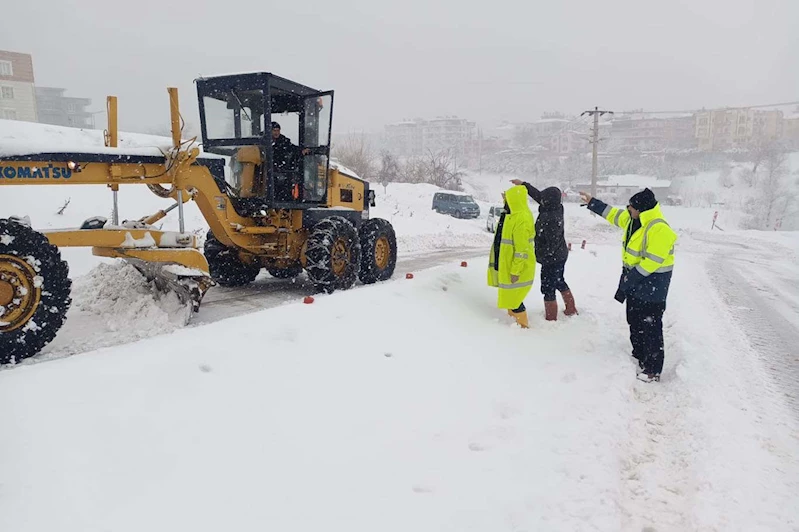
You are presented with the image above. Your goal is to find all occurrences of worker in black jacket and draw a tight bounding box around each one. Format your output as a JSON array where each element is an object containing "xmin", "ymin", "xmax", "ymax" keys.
[
  {"xmin": 511, "ymin": 179, "xmax": 578, "ymax": 320},
  {"xmin": 271, "ymin": 122, "xmax": 310, "ymax": 201}
]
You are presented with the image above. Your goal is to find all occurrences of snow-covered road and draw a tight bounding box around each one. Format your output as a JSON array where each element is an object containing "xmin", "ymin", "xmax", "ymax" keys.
[
  {"xmin": 194, "ymin": 246, "xmax": 487, "ymax": 325},
  {"xmin": 697, "ymin": 232, "xmax": 799, "ymax": 417},
  {"xmin": 26, "ymin": 246, "xmax": 487, "ymax": 365}
]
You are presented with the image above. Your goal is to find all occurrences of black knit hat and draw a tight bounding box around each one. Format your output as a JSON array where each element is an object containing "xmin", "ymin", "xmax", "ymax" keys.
[{"xmin": 629, "ymin": 188, "xmax": 657, "ymax": 212}]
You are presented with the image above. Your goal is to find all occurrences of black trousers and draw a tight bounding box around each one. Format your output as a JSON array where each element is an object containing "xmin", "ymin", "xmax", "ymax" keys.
[
  {"xmin": 625, "ymin": 297, "xmax": 666, "ymax": 375},
  {"xmin": 540, "ymin": 260, "xmax": 570, "ymax": 301}
]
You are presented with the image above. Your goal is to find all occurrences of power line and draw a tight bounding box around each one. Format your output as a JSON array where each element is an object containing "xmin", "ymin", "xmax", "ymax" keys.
[{"xmin": 617, "ymin": 100, "xmax": 799, "ymax": 116}]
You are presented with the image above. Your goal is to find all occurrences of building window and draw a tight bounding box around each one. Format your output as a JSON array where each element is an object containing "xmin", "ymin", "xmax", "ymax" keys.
[
  {"xmin": 0, "ymin": 61, "xmax": 12, "ymax": 76},
  {"xmin": 1, "ymin": 86, "xmax": 14, "ymax": 99},
  {"xmin": 1, "ymin": 109, "xmax": 18, "ymax": 120}
]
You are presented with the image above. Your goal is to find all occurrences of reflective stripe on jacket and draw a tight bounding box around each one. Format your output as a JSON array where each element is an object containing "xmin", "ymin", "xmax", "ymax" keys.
[
  {"xmin": 487, "ymin": 185, "xmax": 537, "ymax": 309},
  {"xmin": 589, "ymin": 198, "xmax": 677, "ymax": 302},
  {"xmin": 599, "ymin": 202, "xmax": 676, "ymax": 275}
]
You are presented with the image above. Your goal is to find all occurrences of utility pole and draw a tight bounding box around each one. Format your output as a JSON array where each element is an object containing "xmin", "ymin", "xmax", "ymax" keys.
[
  {"xmin": 581, "ymin": 106, "xmax": 613, "ymax": 197},
  {"xmin": 478, "ymin": 127, "xmax": 483, "ymax": 175}
]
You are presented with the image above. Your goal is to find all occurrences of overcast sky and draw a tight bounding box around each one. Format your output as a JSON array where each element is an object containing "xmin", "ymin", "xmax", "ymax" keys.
[{"xmin": 4, "ymin": 0, "xmax": 798, "ymax": 137}]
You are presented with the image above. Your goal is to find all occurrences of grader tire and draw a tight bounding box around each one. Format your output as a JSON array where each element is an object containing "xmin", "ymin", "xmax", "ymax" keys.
[
  {"xmin": 267, "ymin": 264, "xmax": 304, "ymax": 279},
  {"xmin": 305, "ymin": 216, "xmax": 361, "ymax": 294},
  {"xmin": 203, "ymin": 231, "xmax": 260, "ymax": 287},
  {"xmin": 0, "ymin": 218, "xmax": 72, "ymax": 365},
  {"xmin": 358, "ymin": 218, "xmax": 397, "ymax": 284}
]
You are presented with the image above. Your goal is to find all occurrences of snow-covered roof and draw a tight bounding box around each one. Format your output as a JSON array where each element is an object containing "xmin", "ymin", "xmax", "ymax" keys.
[
  {"xmin": 614, "ymin": 113, "xmax": 693, "ymax": 121},
  {"xmin": 329, "ymin": 159, "xmax": 361, "ymax": 179}
]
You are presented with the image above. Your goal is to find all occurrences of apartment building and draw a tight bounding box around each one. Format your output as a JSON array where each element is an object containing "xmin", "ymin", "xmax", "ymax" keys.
[
  {"xmin": 35, "ymin": 87, "xmax": 94, "ymax": 128},
  {"xmin": 610, "ymin": 113, "xmax": 695, "ymax": 151},
  {"xmin": 695, "ymin": 108, "xmax": 783, "ymax": 151},
  {"xmin": 385, "ymin": 116, "xmax": 475, "ymax": 157},
  {"xmin": 0, "ymin": 50, "xmax": 38, "ymax": 121}
]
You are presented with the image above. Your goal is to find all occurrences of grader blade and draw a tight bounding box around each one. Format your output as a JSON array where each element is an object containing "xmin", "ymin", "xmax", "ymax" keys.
[{"xmin": 124, "ymin": 258, "xmax": 215, "ymax": 315}]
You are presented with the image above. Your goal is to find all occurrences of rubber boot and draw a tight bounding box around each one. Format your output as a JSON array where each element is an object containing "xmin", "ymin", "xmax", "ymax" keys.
[
  {"xmin": 544, "ymin": 300, "xmax": 558, "ymax": 321},
  {"xmin": 511, "ymin": 310, "xmax": 529, "ymax": 329},
  {"xmin": 561, "ymin": 289, "xmax": 578, "ymax": 316}
]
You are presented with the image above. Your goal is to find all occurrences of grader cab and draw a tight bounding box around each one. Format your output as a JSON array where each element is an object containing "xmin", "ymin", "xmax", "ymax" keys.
[{"xmin": 0, "ymin": 72, "xmax": 397, "ymax": 365}]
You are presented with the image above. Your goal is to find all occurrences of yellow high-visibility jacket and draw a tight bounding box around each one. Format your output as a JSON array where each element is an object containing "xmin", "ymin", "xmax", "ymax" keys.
[
  {"xmin": 487, "ymin": 185, "xmax": 537, "ymax": 309},
  {"xmin": 589, "ymin": 198, "xmax": 677, "ymax": 302}
]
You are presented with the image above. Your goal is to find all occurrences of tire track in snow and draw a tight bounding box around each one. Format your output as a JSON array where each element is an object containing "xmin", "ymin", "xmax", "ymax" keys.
[
  {"xmin": 615, "ymin": 246, "xmax": 799, "ymax": 530},
  {"xmin": 707, "ymin": 259, "xmax": 799, "ymax": 417}
]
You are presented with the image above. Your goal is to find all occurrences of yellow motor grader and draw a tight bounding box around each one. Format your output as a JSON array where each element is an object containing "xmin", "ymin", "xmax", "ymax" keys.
[{"xmin": 0, "ymin": 72, "xmax": 397, "ymax": 364}]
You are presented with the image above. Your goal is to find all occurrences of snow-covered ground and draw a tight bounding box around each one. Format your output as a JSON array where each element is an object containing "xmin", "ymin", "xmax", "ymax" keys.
[
  {"xmin": 2, "ymin": 230, "xmax": 799, "ymax": 531},
  {"xmin": 2, "ymin": 121, "xmax": 799, "ymax": 531}
]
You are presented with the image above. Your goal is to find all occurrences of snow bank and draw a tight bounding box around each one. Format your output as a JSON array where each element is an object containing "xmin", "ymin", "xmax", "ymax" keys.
[
  {"xmin": 28, "ymin": 261, "xmax": 191, "ymax": 361},
  {"xmin": 372, "ymin": 183, "xmax": 493, "ymax": 253},
  {"xmin": 0, "ymin": 118, "xmax": 223, "ymax": 159}
]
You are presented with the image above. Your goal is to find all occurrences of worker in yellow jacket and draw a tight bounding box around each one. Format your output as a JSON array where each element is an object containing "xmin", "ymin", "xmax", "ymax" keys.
[
  {"xmin": 487, "ymin": 184, "xmax": 537, "ymax": 328},
  {"xmin": 580, "ymin": 188, "xmax": 677, "ymax": 383}
]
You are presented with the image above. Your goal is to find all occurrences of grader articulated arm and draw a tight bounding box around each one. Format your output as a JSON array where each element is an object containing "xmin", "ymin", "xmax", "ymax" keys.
[{"xmin": 0, "ymin": 87, "xmax": 270, "ymax": 352}]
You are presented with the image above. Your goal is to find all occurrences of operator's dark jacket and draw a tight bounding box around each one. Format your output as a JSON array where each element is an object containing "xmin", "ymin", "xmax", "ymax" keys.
[
  {"xmin": 272, "ymin": 134, "xmax": 300, "ymax": 171},
  {"xmin": 519, "ymin": 182, "xmax": 569, "ymax": 266}
]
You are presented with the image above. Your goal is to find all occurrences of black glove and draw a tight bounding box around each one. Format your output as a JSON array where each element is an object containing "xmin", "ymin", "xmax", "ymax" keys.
[
  {"xmin": 614, "ymin": 288, "xmax": 626, "ymax": 303},
  {"xmin": 614, "ymin": 271, "xmax": 628, "ymax": 303}
]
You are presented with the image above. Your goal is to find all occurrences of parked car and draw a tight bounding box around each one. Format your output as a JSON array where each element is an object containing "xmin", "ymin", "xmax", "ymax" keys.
[
  {"xmin": 486, "ymin": 205, "xmax": 504, "ymax": 232},
  {"xmin": 431, "ymin": 192, "xmax": 481, "ymax": 219},
  {"xmin": 661, "ymin": 194, "xmax": 684, "ymax": 206}
]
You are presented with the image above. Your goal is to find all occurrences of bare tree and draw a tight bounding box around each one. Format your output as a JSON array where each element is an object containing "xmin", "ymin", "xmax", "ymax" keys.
[
  {"xmin": 330, "ymin": 133, "xmax": 377, "ymax": 179},
  {"xmin": 377, "ymin": 150, "xmax": 401, "ymax": 192},
  {"xmin": 555, "ymin": 154, "xmax": 590, "ymax": 190},
  {"xmin": 717, "ymin": 164, "xmax": 734, "ymax": 188},
  {"xmin": 513, "ymin": 127, "xmax": 537, "ymax": 148},
  {"xmin": 750, "ymin": 140, "xmax": 773, "ymax": 174},
  {"xmin": 423, "ymin": 149, "xmax": 464, "ymax": 191},
  {"xmin": 698, "ymin": 190, "xmax": 717, "ymax": 208},
  {"xmin": 743, "ymin": 145, "xmax": 791, "ymax": 229},
  {"xmin": 748, "ymin": 139, "xmax": 786, "ymax": 186},
  {"xmin": 760, "ymin": 147, "xmax": 789, "ymax": 227}
]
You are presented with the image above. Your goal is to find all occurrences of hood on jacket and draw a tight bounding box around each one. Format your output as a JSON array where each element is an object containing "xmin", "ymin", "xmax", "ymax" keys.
[
  {"xmin": 504, "ymin": 184, "xmax": 530, "ymax": 215},
  {"xmin": 540, "ymin": 186, "xmax": 563, "ymax": 210}
]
